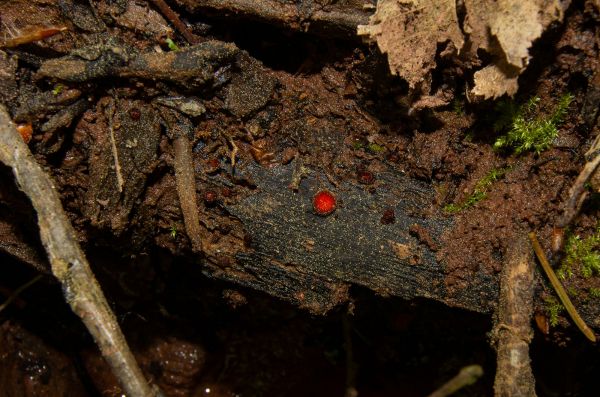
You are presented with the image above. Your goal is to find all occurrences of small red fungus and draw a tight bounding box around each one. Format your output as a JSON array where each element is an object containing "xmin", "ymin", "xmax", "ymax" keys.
[
  {"xmin": 380, "ymin": 208, "xmax": 395, "ymax": 224},
  {"xmin": 129, "ymin": 108, "xmax": 141, "ymax": 120},
  {"xmin": 16, "ymin": 122, "xmax": 33, "ymax": 144},
  {"xmin": 357, "ymin": 170, "xmax": 374, "ymax": 185},
  {"xmin": 205, "ymin": 158, "xmax": 220, "ymax": 173},
  {"xmin": 203, "ymin": 190, "xmax": 218, "ymax": 205},
  {"xmin": 313, "ymin": 190, "xmax": 336, "ymax": 216},
  {"xmin": 221, "ymin": 187, "xmax": 234, "ymax": 198}
]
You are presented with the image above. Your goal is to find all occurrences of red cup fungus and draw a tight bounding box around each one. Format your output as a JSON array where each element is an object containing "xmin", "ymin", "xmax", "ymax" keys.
[{"xmin": 313, "ymin": 190, "xmax": 336, "ymax": 216}]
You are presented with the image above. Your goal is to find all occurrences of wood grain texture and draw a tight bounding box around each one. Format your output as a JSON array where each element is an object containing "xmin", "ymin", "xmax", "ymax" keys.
[{"xmin": 200, "ymin": 161, "xmax": 500, "ymax": 314}]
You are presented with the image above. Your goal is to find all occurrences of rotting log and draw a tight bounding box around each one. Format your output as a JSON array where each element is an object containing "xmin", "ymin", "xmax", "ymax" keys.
[
  {"xmin": 200, "ymin": 161, "xmax": 600, "ymax": 328},
  {"xmin": 5, "ymin": 149, "xmax": 600, "ymax": 330},
  {"xmin": 0, "ymin": 153, "xmax": 499, "ymax": 317},
  {"xmin": 199, "ymin": 161, "xmax": 499, "ymax": 315},
  {"xmin": 1, "ymin": 1, "xmax": 599, "ymax": 329}
]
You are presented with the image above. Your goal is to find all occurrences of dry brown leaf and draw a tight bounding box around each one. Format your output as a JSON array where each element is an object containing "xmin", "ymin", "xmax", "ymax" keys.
[
  {"xmin": 466, "ymin": 0, "xmax": 564, "ymax": 98},
  {"xmin": 493, "ymin": 0, "xmax": 563, "ymax": 68},
  {"xmin": 463, "ymin": 0, "xmax": 497, "ymax": 55},
  {"xmin": 357, "ymin": 0, "xmax": 463, "ymax": 90},
  {"xmin": 358, "ymin": 0, "xmax": 567, "ymax": 104}
]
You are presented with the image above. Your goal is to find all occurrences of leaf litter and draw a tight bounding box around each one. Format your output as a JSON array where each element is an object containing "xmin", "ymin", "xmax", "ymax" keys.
[{"xmin": 358, "ymin": 0, "xmax": 568, "ymax": 101}]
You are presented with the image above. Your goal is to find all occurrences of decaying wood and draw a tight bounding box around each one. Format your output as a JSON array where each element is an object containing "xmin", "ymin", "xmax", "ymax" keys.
[
  {"xmin": 0, "ymin": 106, "xmax": 160, "ymax": 397},
  {"xmin": 174, "ymin": 0, "xmax": 372, "ymax": 36},
  {"xmin": 492, "ymin": 234, "xmax": 536, "ymax": 397},
  {"xmin": 205, "ymin": 161, "xmax": 498, "ymax": 314}
]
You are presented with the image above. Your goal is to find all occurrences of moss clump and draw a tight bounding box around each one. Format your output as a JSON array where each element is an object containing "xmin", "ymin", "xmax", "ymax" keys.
[
  {"xmin": 367, "ymin": 143, "xmax": 385, "ymax": 153},
  {"xmin": 444, "ymin": 167, "xmax": 509, "ymax": 213},
  {"xmin": 451, "ymin": 97, "xmax": 465, "ymax": 116},
  {"xmin": 52, "ymin": 83, "xmax": 65, "ymax": 96},
  {"xmin": 588, "ymin": 287, "xmax": 600, "ymax": 299},
  {"xmin": 560, "ymin": 225, "xmax": 600, "ymax": 279},
  {"xmin": 165, "ymin": 38, "xmax": 180, "ymax": 51},
  {"xmin": 544, "ymin": 296, "xmax": 565, "ymax": 327},
  {"xmin": 493, "ymin": 93, "xmax": 573, "ymax": 155}
]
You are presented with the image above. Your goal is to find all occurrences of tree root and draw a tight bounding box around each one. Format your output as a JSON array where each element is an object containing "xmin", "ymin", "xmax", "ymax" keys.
[
  {"xmin": 0, "ymin": 105, "xmax": 161, "ymax": 397},
  {"xmin": 492, "ymin": 234, "xmax": 536, "ymax": 397}
]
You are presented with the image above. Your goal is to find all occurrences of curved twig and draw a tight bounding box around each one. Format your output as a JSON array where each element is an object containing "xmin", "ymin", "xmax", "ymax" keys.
[{"xmin": 530, "ymin": 232, "xmax": 596, "ymax": 342}]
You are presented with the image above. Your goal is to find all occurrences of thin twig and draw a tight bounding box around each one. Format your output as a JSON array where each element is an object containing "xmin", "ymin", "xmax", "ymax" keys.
[
  {"xmin": 173, "ymin": 134, "xmax": 205, "ymax": 252},
  {"xmin": 0, "ymin": 105, "xmax": 160, "ymax": 397},
  {"xmin": 149, "ymin": 0, "xmax": 200, "ymax": 45},
  {"xmin": 0, "ymin": 274, "xmax": 43, "ymax": 313},
  {"xmin": 226, "ymin": 134, "xmax": 239, "ymax": 173},
  {"xmin": 160, "ymin": 107, "xmax": 206, "ymax": 252},
  {"xmin": 185, "ymin": 0, "xmax": 369, "ymax": 36},
  {"xmin": 427, "ymin": 364, "xmax": 483, "ymax": 397},
  {"xmin": 107, "ymin": 99, "xmax": 124, "ymax": 193},
  {"xmin": 556, "ymin": 135, "xmax": 600, "ymax": 229},
  {"xmin": 529, "ymin": 232, "xmax": 596, "ymax": 342}
]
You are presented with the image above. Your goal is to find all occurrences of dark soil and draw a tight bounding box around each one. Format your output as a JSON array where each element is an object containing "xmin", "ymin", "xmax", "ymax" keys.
[{"xmin": 2, "ymin": 0, "xmax": 600, "ymax": 396}]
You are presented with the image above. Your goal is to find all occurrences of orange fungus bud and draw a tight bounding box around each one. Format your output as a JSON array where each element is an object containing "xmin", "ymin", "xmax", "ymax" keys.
[
  {"xmin": 16, "ymin": 123, "xmax": 33, "ymax": 144},
  {"xmin": 313, "ymin": 190, "xmax": 336, "ymax": 216}
]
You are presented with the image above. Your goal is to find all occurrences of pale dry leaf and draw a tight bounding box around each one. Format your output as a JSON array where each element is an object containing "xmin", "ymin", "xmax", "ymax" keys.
[
  {"xmin": 490, "ymin": 0, "xmax": 563, "ymax": 69},
  {"xmin": 357, "ymin": 0, "xmax": 463, "ymax": 90},
  {"xmin": 471, "ymin": 64, "xmax": 519, "ymax": 100},
  {"xmin": 467, "ymin": 0, "xmax": 564, "ymax": 98}
]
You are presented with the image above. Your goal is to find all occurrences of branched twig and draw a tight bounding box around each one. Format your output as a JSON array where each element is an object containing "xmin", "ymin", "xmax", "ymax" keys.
[
  {"xmin": 426, "ymin": 364, "xmax": 483, "ymax": 397},
  {"xmin": 529, "ymin": 232, "xmax": 596, "ymax": 342},
  {"xmin": 493, "ymin": 234, "xmax": 536, "ymax": 397},
  {"xmin": 0, "ymin": 105, "xmax": 160, "ymax": 397}
]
